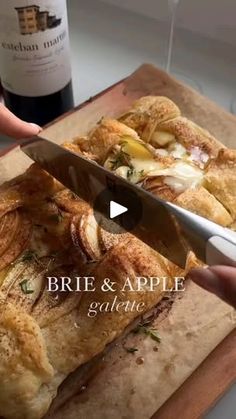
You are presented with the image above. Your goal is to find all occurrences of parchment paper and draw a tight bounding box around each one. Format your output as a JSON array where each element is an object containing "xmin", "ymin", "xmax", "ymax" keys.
[{"xmin": 0, "ymin": 64, "xmax": 235, "ymax": 419}]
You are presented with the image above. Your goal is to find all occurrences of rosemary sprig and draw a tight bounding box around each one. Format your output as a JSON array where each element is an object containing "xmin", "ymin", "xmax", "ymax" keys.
[
  {"xmin": 127, "ymin": 167, "xmax": 135, "ymax": 180},
  {"xmin": 48, "ymin": 208, "xmax": 64, "ymax": 223},
  {"xmin": 19, "ymin": 279, "xmax": 34, "ymax": 295},
  {"xmin": 110, "ymin": 149, "xmax": 133, "ymax": 171},
  {"xmin": 125, "ymin": 347, "xmax": 139, "ymax": 354},
  {"xmin": 20, "ymin": 250, "xmax": 36, "ymax": 262},
  {"xmin": 133, "ymin": 324, "xmax": 161, "ymax": 343}
]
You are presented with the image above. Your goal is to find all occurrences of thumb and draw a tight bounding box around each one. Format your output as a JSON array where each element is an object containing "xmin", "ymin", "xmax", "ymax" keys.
[
  {"xmin": 188, "ymin": 266, "xmax": 236, "ymax": 308},
  {"xmin": 0, "ymin": 104, "xmax": 41, "ymax": 139}
]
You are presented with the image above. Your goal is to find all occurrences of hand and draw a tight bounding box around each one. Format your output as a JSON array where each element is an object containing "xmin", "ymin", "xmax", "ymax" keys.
[
  {"xmin": 0, "ymin": 103, "xmax": 41, "ymax": 139},
  {"xmin": 189, "ymin": 266, "xmax": 236, "ymax": 308}
]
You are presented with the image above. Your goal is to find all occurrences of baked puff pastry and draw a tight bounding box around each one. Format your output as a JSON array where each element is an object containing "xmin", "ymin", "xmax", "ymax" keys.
[
  {"xmin": 119, "ymin": 96, "xmax": 181, "ymax": 142},
  {"xmin": 204, "ymin": 149, "xmax": 236, "ymax": 219},
  {"xmin": 120, "ymin": 96, "xmax": 223, "ymax": 169},
  {"xmin": 0, "ymin": 94, "xmax": 235, "ymax": 419},
  {"xmin": 0, "ymin": 237, "xmax": 179, "ymax": 419},
  {"xmin": 70, "ymin": 119, "xmax": 140, "ymax": 164},
  {"xmin": 175, "ymin": 186, "xmax": 233, "ymax": 227}
]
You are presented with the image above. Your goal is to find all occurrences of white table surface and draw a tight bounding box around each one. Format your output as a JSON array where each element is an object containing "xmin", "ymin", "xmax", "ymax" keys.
[{"xmin": 0, "ymin": 0, "xmax": 235, "ymax": 417}]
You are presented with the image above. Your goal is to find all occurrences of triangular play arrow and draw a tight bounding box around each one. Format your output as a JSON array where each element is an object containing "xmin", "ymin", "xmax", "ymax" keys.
[{"xmin": 109, "ymin": 200, "xmax": 128, "ymax": 219}]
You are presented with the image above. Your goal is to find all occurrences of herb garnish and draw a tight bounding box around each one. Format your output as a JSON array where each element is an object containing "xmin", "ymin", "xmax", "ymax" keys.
[
  {"xmin": 98, "ymin": 116, "xmax": 104, "ymax": 125},
  {"xmin": 127, "ymin": 167, "xmax": 135, "ymax": 180},
  {"xmin": 70, "ymin": 191, "xmax": 78, "ymax": 200},
  {"xmin": 125, "ymin": 347, "xmax": 139, "ymax": 354},
  {"xmin": 139, "ymin": 169, "xmax": 145, "ymax": 178},
  {"xmin": 20, "ymin": 250, "xmax": 48, "ymax": 270},
  {"xmin": 133, "ymin": 324, "xmax": 161, "ymax": 343},
  {"xmin": 50, "ymin": 251, "xmax": 60, "ymax": 258},
  {"xmin": 48, "ymin": 209, "xmax": 64, "ymax": 223},
  {"xmin": 110, "ymin": 149, "xmax": 133, "ymax": 171},
  {"xmin": 20, "ymin": 249, "xmax": 44, "ymax": 266},
  {"xmin": 19, "ymin": 279, "xmax": 34, "ymax": 295},
  {"xmin": 20, "ymin": 250, "xmax": 35, "ymax": 262}
]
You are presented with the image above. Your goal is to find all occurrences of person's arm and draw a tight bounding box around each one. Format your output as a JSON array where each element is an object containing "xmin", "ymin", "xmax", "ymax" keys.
[
  {"xmin": 0, "ymin": 103, "xmax": 41, "ymax": 139},
  {"xmin": 188, "ymin": 266, "xmax": 236, "ymax": 308}
]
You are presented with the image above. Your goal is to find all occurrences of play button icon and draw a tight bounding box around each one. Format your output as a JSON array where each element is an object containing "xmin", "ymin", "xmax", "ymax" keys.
[
  {"xmin": 93, "ymin": 184, "xmax": 142, "ymax": 234},
  {"xmin": 110, "ymin": 201, "xmax": 128, "ymax": 219}
]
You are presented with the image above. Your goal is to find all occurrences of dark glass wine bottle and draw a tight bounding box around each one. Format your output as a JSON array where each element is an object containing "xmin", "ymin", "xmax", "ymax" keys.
[{"xmin": 0, "ymin": 0, "xmax": 74, "ymax": 126}]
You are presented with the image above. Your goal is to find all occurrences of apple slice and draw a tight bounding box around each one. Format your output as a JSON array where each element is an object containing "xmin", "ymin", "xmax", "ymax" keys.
[
  {"xmin": 121, "ymin": 136, "xmax": 153, "ymax": 159},
  {"xmin": 98, "ymin": 217, "xmax": 130, "ymax": 253},
  {"xmin": 71, "ymin": 210, "xmax": 102, "ymax": 261}
]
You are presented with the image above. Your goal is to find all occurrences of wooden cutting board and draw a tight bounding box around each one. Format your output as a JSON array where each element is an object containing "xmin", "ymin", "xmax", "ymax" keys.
[
  {"xmin": 153, "ymin": 329, "xmax": 236, "ymax": 419},
  {"xmin": 0, "ymin": 64, "xmax": 235, "ymax": 419}
]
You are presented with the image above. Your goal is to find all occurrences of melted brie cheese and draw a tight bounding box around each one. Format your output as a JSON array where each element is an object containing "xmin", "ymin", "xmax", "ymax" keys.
[
  {"xmin": 153, "ymin": 141, "xmax": 187, "ymax": 160},
  {"xmin": 104, "ymin": 140, "xmax": 203, "ymax": 190},
  {"xmin": 155, "ymin": 149, "xmax": 169, "ymax": 157},
  {"xmin": 131, "ymin": 158, "xmax": 162, "ymax": 173},
  {"xmin": 189, "ymin": 146, "xmax": 209, "ymax": 168},
  {"xmin": 168, "ymin": 143, "xmax": 187, "ymax": 159},
  {"xmin": 147, "ymin": 161, "xmax": 203, "ymax": 193},
  {"xmin": 104, "ymin": 148, "xmax": 163, "ymax": 183},
  {"xmin": 115, "ymin": 166, "xmax": 130, "ymax": 179},
  {"xmin": 114, "ymin": 158, "xmax": 163, "ymax": 183}
]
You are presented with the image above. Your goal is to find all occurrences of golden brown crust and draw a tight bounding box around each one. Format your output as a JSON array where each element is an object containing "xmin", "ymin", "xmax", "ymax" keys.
[
  {"xmin": 98, "ymin": 219, "xmax": 130, "ymax": 253},
  {"xmin": 0, "ymin": 94, "xmax": 234, "ymax": 419},
  {"xmin": 143, "ymin": 175, "xmax": 180, "ymax": 202},
  {"xmin": 73, "ymin": 119, "xmax": 140, "ymax": 163},
  {"xmin": 0, "ymin": 163, "xmax": 63, "ymax": 219},
  {"xmin": 119, "ymin": 96, "xmax": 223, "ymax": 164},
  {"xmin": 119, "ymin": 96, "xmax": 181, "ymax": 141},
  {"xmin": 175, "ymin": 186, "xmax": 233, "ymax": 227},
  {"xmin": 43, "ymin": 237, "xmax": 180, "ymax": 375},
  {"xmin": 52, "ymin": 189, "xmax": 89, "ymax": 216},
  {"xmin": 158, "ymin": 117, "xmax": 222, "ymax": 159},
  {"xmin": 0, "ymin": 210, "xmax": 32, "ymax": 271},
  {"xmin": 204, "ymin": 149, "xmax": 236, "ymax": 219},
  {"xmin": 0, "ymin": 297, "xmax": 54, "ymax": 419},
  {"xmin": 63, "ymin": 141, "xmax": 98, "ymax": 161},
  {"xmin": 0, "ymin": 232, "xmax": 182, "ymax": 418}
]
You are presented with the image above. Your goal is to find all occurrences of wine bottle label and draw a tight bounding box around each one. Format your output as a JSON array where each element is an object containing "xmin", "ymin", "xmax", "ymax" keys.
[{"xmin": 0, "ymin": 0, "xmax": 72, "ymax": 97}]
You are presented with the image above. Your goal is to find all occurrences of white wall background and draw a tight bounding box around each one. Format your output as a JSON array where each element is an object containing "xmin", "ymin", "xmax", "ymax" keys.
[{"xmin": 102, "ymin": 0, "xmax": 236, "ymax": 46}]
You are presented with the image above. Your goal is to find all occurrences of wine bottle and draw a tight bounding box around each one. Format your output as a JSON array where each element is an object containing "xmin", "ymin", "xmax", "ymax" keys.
[{"xmin": 0, "ymin": 0, "xmax": 74, "ymax": 126}]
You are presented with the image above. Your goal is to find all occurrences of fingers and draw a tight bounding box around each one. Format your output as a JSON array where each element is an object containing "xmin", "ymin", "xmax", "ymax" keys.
[
  {"xmin": 188, "ymin": 266, "xmax": 236, "ymax": 308},
  {"xmin": 0, "ymin": 104, "xmax": 41, "ymax": 139}
]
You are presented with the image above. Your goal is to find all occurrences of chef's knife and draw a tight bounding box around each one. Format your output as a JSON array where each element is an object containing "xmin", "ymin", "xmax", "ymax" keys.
[{"xmin": 21, "ymin": 136, "xmax": 236, "ymax": 268}]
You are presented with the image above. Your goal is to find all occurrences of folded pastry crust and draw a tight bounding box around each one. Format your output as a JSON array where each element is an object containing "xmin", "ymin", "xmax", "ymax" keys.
[
  {"xmin": 174, "ymin": 186, "xmax": 233, "ymax": 227},
  {"xmin": 204, "ymin": 149, "xmax": 236, "ymax": 218},
  {"xmin": 0, "ymin": 236, "xmax": 178, "ymax": 419},
  {"xmin": 0, "ymin": 95, "xmax": 235, "ymax": 419},
  {"xmin": 119, "ymin": 96, "xmax": 223, "ymax": 166},
  {"xmin": 69, "ymin": 119, "xmax": 140, "ymax": 164},
  {"xmin": 119, "ymin": 96, "xmax": 181, "ymax": 142},
  {"xmin": 157, "ymin": 117, "xmax": 222, "ymax": 160},
  {"xmin": 0, "ymin": 297, "xmax": 54, "ymax": 419}
]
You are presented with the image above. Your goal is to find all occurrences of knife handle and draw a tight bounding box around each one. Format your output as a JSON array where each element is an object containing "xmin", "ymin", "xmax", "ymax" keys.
[{"xmin": 206, "ymin": 236, "xmax": 236, "ymax": 267}]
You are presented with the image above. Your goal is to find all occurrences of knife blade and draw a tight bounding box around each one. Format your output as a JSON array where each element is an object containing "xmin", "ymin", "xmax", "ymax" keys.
[{"xmin": 20, "ymin": 136, "xmax": 236, "ymax": 269}]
